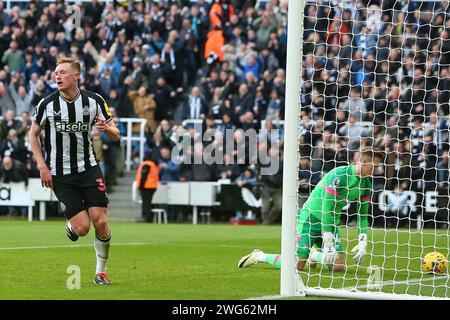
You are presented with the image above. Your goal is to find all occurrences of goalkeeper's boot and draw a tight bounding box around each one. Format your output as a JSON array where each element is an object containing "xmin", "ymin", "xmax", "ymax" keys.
[
  {"xmin": 94, "ymin": 273, "xmax": 112, "ymax": 285},
  {"xmin": 65, "ymin": 221, "xmax": 79, "ymax": 242},
  {"xmin": 238, "ymin": 249, "xmax": 263, "ymax": 268}
]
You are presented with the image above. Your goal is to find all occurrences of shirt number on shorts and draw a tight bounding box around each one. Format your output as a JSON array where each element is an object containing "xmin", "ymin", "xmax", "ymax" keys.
[{"xmin": 96, "ymin": 178, "xmax": 106, "ymax": 192}]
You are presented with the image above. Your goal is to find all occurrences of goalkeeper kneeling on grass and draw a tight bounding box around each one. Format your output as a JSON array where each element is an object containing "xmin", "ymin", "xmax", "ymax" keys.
[{"xmin": 238, "ymin": 149, "xmax": 384, "ymax": 272}]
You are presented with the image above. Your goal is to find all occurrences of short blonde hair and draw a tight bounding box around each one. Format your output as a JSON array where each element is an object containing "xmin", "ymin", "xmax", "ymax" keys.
[{"xmin": 56, "ymin": 57, "xmax": 81, "ymax": 73}]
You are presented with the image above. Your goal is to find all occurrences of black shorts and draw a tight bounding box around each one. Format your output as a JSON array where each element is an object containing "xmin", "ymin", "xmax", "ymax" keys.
[{"xmin": 52, "ymin": 165, "xmax": 109, "ymax": 219}]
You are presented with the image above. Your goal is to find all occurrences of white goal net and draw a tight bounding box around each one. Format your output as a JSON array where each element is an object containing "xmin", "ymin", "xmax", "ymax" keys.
[{"xmin": 292, "ymin": 0, "xmax": 450, "ymax": 299}]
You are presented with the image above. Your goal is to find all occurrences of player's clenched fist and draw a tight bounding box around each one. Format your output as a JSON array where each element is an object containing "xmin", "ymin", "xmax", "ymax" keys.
[{"xmin": 95, "ymin": 116, "xmax": 106, "ymax": 131}]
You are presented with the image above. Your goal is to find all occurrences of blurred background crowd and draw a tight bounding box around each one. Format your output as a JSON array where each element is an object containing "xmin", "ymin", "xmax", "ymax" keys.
[
  {"xmin": 299, "ymin": 0, "xmax": 450, "ymax": 198},
  {"xmin": 0, "ymin": 0, "xmax": 449, "ymax": 223}
]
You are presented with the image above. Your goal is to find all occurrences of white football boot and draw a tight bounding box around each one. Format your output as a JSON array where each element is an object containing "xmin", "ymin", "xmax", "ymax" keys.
[{"xmin": 238, "ymin": 249, "xmax": 264, "ymax": 268}]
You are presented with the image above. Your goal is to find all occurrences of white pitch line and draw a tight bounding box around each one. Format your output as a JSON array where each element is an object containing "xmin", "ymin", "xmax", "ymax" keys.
[
  {"xmin": 0, "ymin": 242, "xmax": 275, "ymax": 251},
  {"xmin": 0, "ymin": 242, "xmax": 147, "ymax": 251},
  {"xmin": 246, "ymin": 295, "xmax": 283, "ymax": 300}
]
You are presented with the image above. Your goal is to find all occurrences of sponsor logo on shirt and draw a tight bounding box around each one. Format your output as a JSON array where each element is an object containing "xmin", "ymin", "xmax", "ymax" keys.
[{"xmin": 55, "ymin": 121, "xmax": 89, "ymax": 133}]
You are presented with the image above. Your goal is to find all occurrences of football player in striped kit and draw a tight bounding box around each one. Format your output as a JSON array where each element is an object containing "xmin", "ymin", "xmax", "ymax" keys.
[{"xmin": 29, "ymin": 58, "xmax": 121, "ymax": 285}]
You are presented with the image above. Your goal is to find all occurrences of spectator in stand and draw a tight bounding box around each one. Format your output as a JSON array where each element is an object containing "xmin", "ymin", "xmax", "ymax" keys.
[
  {"xmin": 338, "ymin": 114, "xmax": 368, "ymax": 153},
  {"xmin": 231, "ymin": 83, "xmax": 254, "ymax": 120},
  {"xmin": 234, "ymin": 166, "xmax": 259, "ymax": 220},
  {"xmin": 0, "ymin": 82, "xmax": 15, "ymax": 116},
  {"xmin": 0, "ymin": 155, "xmax": 29, "ymax": 217},
  {"xmin": 128, "ymin": 86, "xmax": 157, "ymax": 133},
  {"xmin": 22, "ymin": 50, "xmax": 45, "ymax": 81},
  {"xmin": 158, "ymin": 145, "xmax": 180, "ymax": 221},
  {"xmin": 30, "ymin": 79, "xmax": 50, "ymax": 107},
  {"xmin": 258, "ymin": 145, "xmax": 283, "ymax": 225},
  {"xmin": 180, "ymin": 142, "xmax": 216, "ymax": 182},
  {"xmin": 235, "ymin": 166, "xmax": 258, "ymax": 193},
  {"xmin": 149, "ymin": 30, "xmax": 165, "ymax": 58},
  {"xmin": 153, "ymin": 77, "xmax": 177, "ymax": 122},
  {"xmin": 409, "ymin": 116, "xmax": 425, "ymax": 155},
  {"xmin": 240, "ymin": 110, "xmax": 258, "ymax": 131},
  {"xmin": 437, "ymin": 149, "xmax": 450, "ymax": 190},
  {"xmin": 342, "ymin": 87, "xmax": 366, "ymax": 122},
  {"xmin": 272, "ymin": 68, "xmax": 286, "ymax": 98},
  {"xmin": 259, "ymin": 47, "xmax": 279, "ymax": 74},
  {"xmin": 17, "ymin": 111, "xmax": 31, "ymax": 141},
  {"xmin": 148, "ymin": 54, "xmax": 164, "ymax": 93},
  {"xmin": 223, "ymin": 41, "xmax": 238, "ymax": 70},
  {"xmin": 2, "ymin": 40, "xmax": 23, "ymax": 73},
  {"xmin": 265, "ymin": 89, "xmax": 283, "ymax": 121},
  {"xmin": 298, "ymin": 157, "xmax": 321, "ymax": 210},
  {"xmin": 236, "ymin": 54, "xmax": 261, "ymax": 82},
  {"xmin": 216, "ymin": 153, "xmax": 241, "ymax": 181},
  {"xmin": 0, "ymin": 110, "xmax": 19, "ymax": 140},
  {"xmin": 126, "ymin": 57, "xmax": 148, "ymax": 92},
  {"xmin": 0, "ymin": 128, "xmax": 28, "ymax": 164},
  {"xmin": 159, "ymin": 120, "xmax": 176, "ymax": 146},
  {"xmin": 182, "ymin": 86, "xmax": 209, "ymax": 120},
  {"xmin": 160, "ymin": 31, "xmax": 185, "ymax": 90},
  {"xmin": 235, "ymin": 41, "xmax": 258, "ymax": 80},
  {"xmin": 84, "ymin": 0, "xmax": 104, "ymax": 27},
  {"xmin": 201, "ymin": 69, "xmax": 222, "ymax": 103},
  {"xmin": 159, "ymin": 145, "xmax": 180, "ymax": 183},
  {"xmin": 252, "ymin": 12, "xmax": 278, "ymax": 50},
  {"xmin": 8, "ymin": 73, "xmax": 33, "ymax": 115},
  {"xmin": 180, "ymin": 18, "xmax": 199, "ymax": 85},
  {"xmin": 28, "ymin": 73, "xmax": 40, "ymax": 98}
]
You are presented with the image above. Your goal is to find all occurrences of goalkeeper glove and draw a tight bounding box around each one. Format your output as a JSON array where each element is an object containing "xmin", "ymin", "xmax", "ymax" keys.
[
  {"xmin": 351, "ymin": 233, "xmax": 368, "ymax": 263},
  {"xmin": 322, "ymin": 231, "xmax": 337, "ymax": 265}
]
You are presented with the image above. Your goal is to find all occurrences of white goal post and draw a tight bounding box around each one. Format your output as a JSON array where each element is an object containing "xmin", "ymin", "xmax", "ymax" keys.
[
  {"xmin": 281, "ymin": 0, "xmax": 450, "ymax": 300},
  {"xmin": 280, "ymin": 0, "xmax": 305, "ymax": 297}
]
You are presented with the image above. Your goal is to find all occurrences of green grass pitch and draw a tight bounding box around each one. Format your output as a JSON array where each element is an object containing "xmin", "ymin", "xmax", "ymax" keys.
[{"xmin": 0, "ymin": 220, "xmax": 448, "ymax": 299}]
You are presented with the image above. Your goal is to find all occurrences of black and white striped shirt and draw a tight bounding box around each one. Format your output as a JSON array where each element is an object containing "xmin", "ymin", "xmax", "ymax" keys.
[{"xmin": 33, "ymin": 89, "xmax": 112, "ymax": 176}]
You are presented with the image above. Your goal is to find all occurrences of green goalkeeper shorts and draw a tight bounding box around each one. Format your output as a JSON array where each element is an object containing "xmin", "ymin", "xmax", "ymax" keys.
[{"xmin": 296, "ymin": 210, "xmax": 343, "ymax": 259}]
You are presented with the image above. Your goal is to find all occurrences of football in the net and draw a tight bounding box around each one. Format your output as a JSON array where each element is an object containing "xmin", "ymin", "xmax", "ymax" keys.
[{"xmin": 422, "ymin": 252, "xmax": 448, "ymax": 274}]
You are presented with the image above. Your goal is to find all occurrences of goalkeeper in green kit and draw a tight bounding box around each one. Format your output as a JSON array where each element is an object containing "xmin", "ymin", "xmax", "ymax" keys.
[{"xmin": 238, "ymin": 150, "xmax": 384, "ymax": 271}]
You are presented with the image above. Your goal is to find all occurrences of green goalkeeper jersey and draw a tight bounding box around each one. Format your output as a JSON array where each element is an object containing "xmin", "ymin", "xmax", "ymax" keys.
[{"xmin": 299, "ymin": 165, "xmax": 372, "ymax": 235}]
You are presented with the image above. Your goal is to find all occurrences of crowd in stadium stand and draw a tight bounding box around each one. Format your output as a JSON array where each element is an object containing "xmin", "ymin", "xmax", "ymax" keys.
[
  {"xmin": 300, "ymin": 0, "xmax": 450, "ymax": 196},
  {"xmin": 0, "ymin": 0, "xmax": 449, "ymax": 222},
  {"xmin": 0, "ymin": 0, "xmax": 287, "ymax": 221}
]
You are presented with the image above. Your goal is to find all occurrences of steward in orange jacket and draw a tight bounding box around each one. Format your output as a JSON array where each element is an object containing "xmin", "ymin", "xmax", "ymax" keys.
[
  {"xmin": 209, "ymin": 0, "xmax": 235, "ymax": 28},
  {"xmin": 204, "ymin": 27, "xmax": 225, "ymax": 63},
  {"xmin": 136, "ymin": 160, "xmax": 159, "ymax": 190},
  {"xmin": 135, "ymin": 152, "xmax": 160, "ymax": 222}
]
